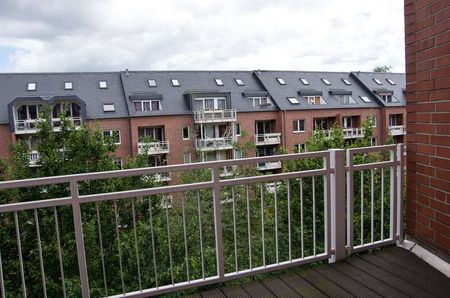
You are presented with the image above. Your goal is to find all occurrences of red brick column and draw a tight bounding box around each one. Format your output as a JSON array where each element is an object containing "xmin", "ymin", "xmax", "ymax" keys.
[{"xmin": 405, "ymin": 0, "xmax": 450, "ymax": 258}]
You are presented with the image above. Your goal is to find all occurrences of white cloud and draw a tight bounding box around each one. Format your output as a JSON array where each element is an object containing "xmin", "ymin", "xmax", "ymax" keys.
[{"xmin": 0, "ymin": 0, "xmax": 405, "ymax": 72}]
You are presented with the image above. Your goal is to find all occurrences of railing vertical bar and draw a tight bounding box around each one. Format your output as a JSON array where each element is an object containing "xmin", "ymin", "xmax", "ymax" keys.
[
  {"xmin": 287, "ymin": 180, "xmax": 292, "ymax": 261},
  {"xmin": 274, "ymin": 181, "xmax": 279, "ymax": 264},
  {"xmin": 0, "ymin": 242, "xmax": 4, "ymax": 298},
  {"xmin": 131, "ymin": 199, "xmax": 142, "ymax": 290},
  {"xmin": 196, "ymin": 191, "xmax": 205, "ymax": 279},
  {"xmin": 34, "ymin": 209, "xmax": 47, "ymax": 298},
  {"xmin": 381, "ymin": 169, "xmax": 384, "ymax": 241},
  {"xmin": 148, "ymin": 198, "xmax": 158, "ymax": 288},
  {"xmin": 95, "ymin": 203, "xmax": 108, "ymax": 297},
  {"xmin": 246, "ymin": 185, "xmax": 252, "ymax": 270},
  {"xmin": 391, "ymin": 149, "xmax": 398, "ymax": 241},
  {"xmin": 53, "ymin": 208, "xmax": 66, "ymax": 298},
  {"xmin": 181, "ymin": 194, "xmax": 190, "ymax": 282},
  {"xmin": 231, "ymin": 186, "xmax": 238, "ymax": 272},
  {"xmin": 346, "ymin": 150, "xmax": 354, "ymax": 253},
  {"xmin": 14, "ymin": 211, "xmax": 27, "ymax": 298},
  {"xmin": 360, "ymin": 171, "xmax": 364, "ymax": 245},
  {"xmin": 371, "ymin": 169, "xmax": 375, "ymax": 243},
  {"xmin": 312, "ymin": 176, "xmax": 316, "ymax": 256},
  {"xmin": 260, "ymin": 183, "xmax": 266, "ymax": 267},
  {"xmin": 113, "ymin": 200, "xmax": 125, "ymax": 294},
  {"xmin": 324, "ymin": 153, "xmax": 331, "ymax": 256},
  {"xmin": 212, "ymin": 166, "xmax": 225, "ymax": 279},
  {"xmin": 397, "ymin": 144, "xmax": 403, "ymax": 244},
  {"xmin": 300, "ymin": 178, "xmax": 304, "ymax": 259},
  {"xmin": 164, "ymin": 197, "xmax": 174, "ymax": 285}
]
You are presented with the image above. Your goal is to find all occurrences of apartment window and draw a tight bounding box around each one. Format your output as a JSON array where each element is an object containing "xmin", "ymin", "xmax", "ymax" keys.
[
  {"xmin": 368, "ymin": 116, "xmax": 377, "ymax": 127},
  {"xmin": 52, "ymin": 102, "xmax": 81, "ymax": 119},
  {"xmin": 214, "ymin": 78, "xmax": 224, "ymax": 86},
  {"xmin": 250, "ymin": 97, "xmax": 271, "ymax": 107},
  {"xmin": 171, "ymin": 79, "xmax": 180, "ymax": 86},
  {"xmin": 102, "ymin": 103, "xmax": 115, "ymax": 112},
  {"xmin": 64, "ymin": 82, "xmax": 73, "ymax": 90},
  {"xmin": 380, "ymin": 94, "xmax": 398, "ymax": 103},
  {"xmin": 182, "ymin": 126, "xmax": 190, "ymax": 140},
  {"xmin": 148, "ymin": 79, "xmax": 157, "ymax": 87},
  {"xmin": 103, "ymin": 130, "xmax": 121, "ymax": 144},
  {"xmin": 276, "ymin": 78, "xmax": 286, "ymax": 85},
  {"xmin": 234, "ymin": 149, "xmax": 243, "ymax": 159},
  {"xmin": 342, "ymin": 78, "xmax": 351, "ymax": 85},
  {"xmin": 235, "ymin": 78, "xmax": 244, "ymax": 86},
  {"xmin": 304, "ymin": 96, "xmax": 326, "ymax": 105},
  {"xmin": 342, "ymin": 117, "xmax": 352, "ymax": 128},
  {"xmin": 27, "ymin": 82, "xmax": 37, "ymax": 91},
  {"xmin": 99, "ymin": 81, "xmax": 108, "ymax": 89},
  {"xmin": 371, "ymin": 138, "xmax": 377, "ymax": 146},
  {"xmin": 336, "ymin": 95, "xmax": 356, "ymax": 104},
  {"xmin": 300, "ymin": 78, "xmax": 309, "ymax": 85},
  {"xmin": 293, "ymin": 119, "xmax": 305, "ymax": 132},
  {"xmin": 134, "ymin": 100, "xmax": 162, "ymax": 111},
  {"xmin": 294, "ymin": 143, "xmax": 306, "ymax": 153},
  {"xmin": 193, "ymin": 97, "xmax": 226, "ymax": 111},
  {"xmin": 235, "ymin": 123, "xmax": 241, "ymax": 136},
  {"xmin": 386, "ymin": 78, "xmax": 396, "ymax": 85},
  {"xmin": 183, "ymin": 152, "xmax": 192, "ymax": 164},
  {"xmin": 16, "ymin": 104, "xmax": 40, "ymax": 121},
  {"xmin": 321, "ymin": 78, "xmax": 331, "ymax": 85},
  {"xmin": 113, "ymin": 158, "xmax": 123, "ymax": 169},
  {"xmin": 287, "ymin": 97, "xmax": 299, "ymax": 104},
  {"xmin": 360, "ymin": 96, "xmax": 371, "ymax": 103},
  {"xmin": 138, "ymin": 126, "xmax": 164, "ymax": 142},
  {"xmin": 373, "ymin": 78, "xmax": 382, "ymax": 85}
]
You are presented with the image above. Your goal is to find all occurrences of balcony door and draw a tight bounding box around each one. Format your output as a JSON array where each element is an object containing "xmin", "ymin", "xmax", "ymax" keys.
[
  {"xmin": 342, "ymin": 117, "xmax": 352, "ymax": 129},
  {"xmin": 138, "ymin": 127, "xmax": 164, "ymax": 142},
  {"xmin": 201, "ymin": 124, "xmax": 228, "ymax": 139},
  {"xmin": 256, "ymin": 121, "xmax": 273, "ymax": 135}
]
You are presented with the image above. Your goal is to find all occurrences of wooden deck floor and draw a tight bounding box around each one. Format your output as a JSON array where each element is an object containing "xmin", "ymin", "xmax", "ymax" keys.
[{"xmin": 182, "ymin": 247, "xmax": 449, "ymax": 298}]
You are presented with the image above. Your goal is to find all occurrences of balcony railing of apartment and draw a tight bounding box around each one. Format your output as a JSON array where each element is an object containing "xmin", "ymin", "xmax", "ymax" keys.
[
  {"xmin": 256, "ymin": 161, "xmax": 282, "ymax": 171},
  {"xmin": 255, "ymin": 133, "xmax": 281, "ymax": 146},
  {"xmin": 195, "ymin": 137, "xmax": 234, "ymax": 151},
  {"xmin": 193, "ymin": 109, "xmax": 237, "ymax": 123},
  {"xmin": 389, "ymin": 125, "xmax": 406, "ymax": 136},
  {"xmin": 0, "ymin": 144, "xmax": 404, "ymax": 298},
  {"xmin": 343, "ymin": 127, "xmax": 364, "ymax": 139},
  {"xmin": 137, "ymin": 141, "xmax": 170, "ymax": 155},
  {"xmin": 15, "ymin": 117, "xmax": 83, "ymax": 134},
  {"xmin": 28, "ymin": 150, "xmax": 39, "ymax": 167}
]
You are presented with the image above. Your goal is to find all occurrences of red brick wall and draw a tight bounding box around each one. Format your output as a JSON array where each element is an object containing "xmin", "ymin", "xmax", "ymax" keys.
[
  {"xmin": 405, "ymin": 0, "xmax": 450, "ymax": 258},
  {"xmin": 0, "ymin": 124, "xmax": 13, "ymax": 160}
]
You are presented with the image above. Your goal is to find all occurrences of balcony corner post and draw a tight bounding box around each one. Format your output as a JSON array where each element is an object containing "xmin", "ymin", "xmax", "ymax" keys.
[
  {"xmin": 212, "ymin": 166, "xmax": 225, "ymax": 279},
  {"xmin": 396, "ymin": 143, "xmax": 404, "ymax": 245},
  {"xmin": 329, "ymin": 149, "xmax": 346, "ymax": 263}
]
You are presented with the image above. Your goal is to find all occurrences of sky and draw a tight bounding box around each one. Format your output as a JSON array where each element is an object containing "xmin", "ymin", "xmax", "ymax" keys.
[{"xmin": 0, "ymin": 0, "xmax": 405, "ymax": 73}]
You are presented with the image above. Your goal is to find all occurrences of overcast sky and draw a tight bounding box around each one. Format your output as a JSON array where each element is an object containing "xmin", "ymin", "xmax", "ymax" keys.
[{"xmin": 0, "ymin": 0, "xmax": 405, "ymax": 73}]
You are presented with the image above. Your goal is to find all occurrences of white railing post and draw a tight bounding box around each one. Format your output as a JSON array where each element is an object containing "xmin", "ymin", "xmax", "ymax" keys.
[
  {"xmin": 397, "ymin": 143, "xmax": 404, "ymax": 244},
  {"xmin": 70, "ymin": 180, "xmax": 90, "ymax": 298},
  {"xmin": 329, "ymin": 149, "xmax": 346, "ymax": 263},
  {"xmin": 211, "ymin": 166, "xmax": 225, "ymax": 279}
]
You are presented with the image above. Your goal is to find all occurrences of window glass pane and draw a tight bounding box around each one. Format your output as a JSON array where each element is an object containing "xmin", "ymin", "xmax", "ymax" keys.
[
  {"xmin": 134, "ymin": 101, "xmax": 142, "ymax": 111},
  {"xmin": 151, "ymin": 101, "xmax": 160, "ymax": 110},
  {"xmin": 72, "ymin": 103, "xmax": 81, "ymax": 117},
  {"xmin": 193, "ymin": 99, "xmax": 203, "ymax": 111},
  {"xmin": 183, "ymin": 126, "xmax": 189, "ymax": 139},
  {"xmin": 143, "ymin": 101, "xmax": 151, "ymax": 111},
  {"xmin": 53, "ymin": 103, "xmax": 61, "ymax": 118},
  {"xmin": 299, "ymin": 120, "xmax": 305, "ymax": 131},
  {"xmin": 216, "ymin": 98, "xmax": 226, "ymax": 110},
  {"xmin": 205, "ymin": 98, "xmax": 214, "ymax": 110},
  {"xmin": 17, "ymin": 105, "xmax": 28, "ymax": 120},
  {"xmin": 28, "ymin": 105, "xmax": 37, "ymax": 119},
  {"xmin": 293, "ymin": 120, "xmax": 298, "ymax": 131}
]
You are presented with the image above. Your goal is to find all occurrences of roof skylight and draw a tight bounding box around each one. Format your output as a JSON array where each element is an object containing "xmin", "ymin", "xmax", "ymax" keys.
[
  {"xmin": 235, "ymin": 79, "xmax": 244, "ymax": 86},
  {"xmin": 287, "ymin": 97, "xmax": 300, "ymax": 104},
  {"xmin": 373, "ymin": 78, "xmax": 382, "ymax": 85},
  {"xmin": 277, "ymin": 78, "xmax": 286, "ymax": 85},
  {"xmin": 148, "ymin": 79, "xmax": 157, "ymax": 87},
  {"xmin": 342, "ymin": 79, "xmax": 351, "ymax": 85},
  {"xmin": 27, "ymin": 82, "xmax": 36, "ymax": 91},
  {"xmin": 360, "ymin": 96, "xmax": 371, "ymax": 103},
  {"xmin": 300, "ymin": 78, "xmax": 309, "ymax": 85},
  {"xmin": 99, "ymin": 81, "xmax": 108, "ymax": 89},
  {"xmin": 386, "ymin": 78, "xmax": 396, "ymax": 85},
  {"xmin": 171, "ymin": 79, "xmax": 180, "ymax": 87},
  {"xmin": 214, "ymin": 78, "xmax": 224, "ymax": 86},
  {"xmin": 64, "ymin": 82, "xmax": 73, "ymax": 90},
  {"xmin": 103, "ymin": 103, "xmax": 115, "ymax": 112},
  {"xmin": 321, "ymin": 78, "xmax": 331, "ymax": 85}
]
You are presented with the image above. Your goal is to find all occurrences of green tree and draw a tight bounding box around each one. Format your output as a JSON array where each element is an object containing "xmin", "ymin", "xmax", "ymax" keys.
[{"xmin": 373, "ymin": 65, "xmax": 392, "ymax": 72}]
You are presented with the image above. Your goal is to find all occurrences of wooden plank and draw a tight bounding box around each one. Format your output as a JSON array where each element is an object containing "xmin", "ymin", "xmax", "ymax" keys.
[
  {"xmin": 279, "ymin": 272, "xmax": 327, "ymax": 298},
  {"xmin": 261, "ymin": 277, "xmax": 301, "ymax": 297},
  {"xmin": 314, "ymin": 266, "xmax": 382, "ymax": 298},
  {"xmin": 360, "ymin": 253, "xmax": 448, "ymax": 298},
  {"xmin": 379, "ymin": 247, "xmax": 450, "ymax": 287},
  {"xmin": 241, "ymin": 281, "xmax": 276, "ymax": 298},
  {"xmin": 221, "ymin": 285, "xmax": 251, "ymax": 297},
  {"xmin": 348, "ymin": 256, "xmax": 434, "ymax": 297},
  {"xmin": 299, "ymin": 268, "xmax": 354, "ymax": 298},
  {"xmin": 332, "ymin": 261, "xmax": 409, "ymax": 298},
  {"xmin": 201, "ymin": 288, "xmax": 226, "ymax": 298}
]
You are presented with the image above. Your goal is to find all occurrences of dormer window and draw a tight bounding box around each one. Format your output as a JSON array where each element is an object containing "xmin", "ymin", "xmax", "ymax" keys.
[
  {"xmin": 235, "ymin": 79, "xmax": 244, "ymax": 86},
  {"xmin": 276, "ymin": 78, "xmax": 286, "ymax": 85},
  {"xmin": 193, "ymin": 97, "xmax": 226, "ymax": 111},
  {"xmin": 214, "ymin": 78, "xmax": 224, "ymax": 86},
  {"xmin": 379, "ymin": 93, "xmax": 398, "ymax": 103},
  {"xmin": 27, "ymin": 82, "xmax": 37, "ymax": 91},
  {"xmin": 373, "ymin": 78, "xmax": 382, "ymax": 85},
  {"xmin": 134, "ymin": 100, "xmax": 162, "ymax": 111},
  {"xmin": 335, "ymin": 95, "xmax": 356, "ymax": 104},
  {"xmin": 64, "ymin": 82, "xmax": 73, "ymax": 90},
  {"xmin": 386, "ymin": 78, "xmax": 396, "ymax": 85},
  {"xmin": 321, "ymin": 78, "xmax": 331, "ymax": 85},
  {"xmin": 299, "ymin": 78, "xmax": 309, "ymax": 85},
  {"xmin": 99, "ymin": 81, "xmax": 108, "ymax": 89},
  {"xmin": 250, "ymin": 97, "xmax": 271, "ymax": 107},
  {"xmin": 171, "ymin": 79, "xmax": 180, "ymax": 87},
  {"xmin": 342, "ymin": 79, "xmax": 351, "ymax": 85},
  {"xmin": 304, "ymin": 96, "xmax": 326, "ymax": 105},
  {"xmin": 287, "ymin": 97, "xmax": 299, "ymax": 104},
  {"xmin": 148, "ymin": 79, "xmax": 157, "ymax": 87}
]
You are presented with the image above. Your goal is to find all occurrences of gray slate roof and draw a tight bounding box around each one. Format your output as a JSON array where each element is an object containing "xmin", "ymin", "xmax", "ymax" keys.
[
  {"xmin": 253, "ymin": 71, "xmax": 382, "ymax": 110},
  {"xmin": 120, "ymin": 70, "xmax": 277, "ymax": 117},
  {"xmin": 0, "ymin": 72, "xmax": 128, "ymax": 124}
]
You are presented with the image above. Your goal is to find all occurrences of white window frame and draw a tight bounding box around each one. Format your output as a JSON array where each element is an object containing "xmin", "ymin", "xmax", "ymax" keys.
[
  {"xmin": 194, "ymin": 97, "xmax": 226, "ymax": 111},
  {"xmin": 136, "ymin": 100, "xmax": 162, "ymax": 111},
  {"xmin": 250, "ymin": 97, "xmax": 271, "ymax": 107},
  {"xmin": 64, "ymin": 82, "xmax": 73, "ymax": 90},
  {"xmin": 102, "ymin": 103, "xmax": 115, "ymax": 112},
  {"xmin": 386, "ymin": 78, "xmax": 396, "ymax": 85},
  {"xmin": 182, "ymin": 126, "xmax": 190, "ymax": 140},
  {"xmin": 293, "ymin": 119, "xmax": 305, "ymax": 133},
  {"xmin": 304, "ymin": 96, "xmax": 326, "ymax": 105},
  {"xmin": 103, "ymin": 129, "xmax": 121, "ymax": 144},
  {"xmin": 321, "ymin": 78, "xmax": 331, "ymax": 85},
  {"xmin": 300, "ymin": 78, "xmax": 309, "ymax": 85},
  {"xmin": 99, "ymin": 81, "xmax": 108, "ymax": 89},
  {"xmin": 148, "ymin": 79, "xmax": 157, "ymax": 87},
  {"xmin": 380, "ymin": 93, "xmax": 398, "ymax": 103},
  {"xmin": 342, "ymin": 78, "xmax": 351, "ymax": 85},
  {"xmin": 27, "ymin": 82, "xmax": 37, "ymax": 91},
  {"xmin": 342, "ymin": 117, "xmax": 352, "ymax": 129},
  {"xmin": 276, "ymin": 78, "xmax": 286, "ymax": 85},
  {"xmin": 214, "ymin": 78, "xmax": 224, "ymax": 86},
  {"xmin": 171, "ymin": 79, "xmax": 180, "ymax": 86},
  {"xmin": 235, "ymin": 123, "xmax": 241, "ymax": 136},
  {"xmin": 234, "ymin": 148, "xmax": 243, "ymax": 159},
  {"xmin": 360, "ymin": 96, "xmax": 371, "ymax": 103},
  {"xmin": 234, "ymin": 78, "xmax": 244, "ymax": 86},
  {"xmin": 373, "ymin": 78, "xmax": 382, "ymax": 85},
  {"xmin": 295, "ymin": 143, "xmax": 306, "ymax": 153},
  {"xmin": 287, "ymin": 97, "xmax": 299, "ymax": 104},
  {"xmin": 183, "ymin": 152, "xmax": 192, "ymax": 164}
]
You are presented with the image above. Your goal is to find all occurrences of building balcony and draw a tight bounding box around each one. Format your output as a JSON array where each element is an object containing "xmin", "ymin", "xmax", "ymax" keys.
[
  {"xmin": 195, "ymin": 137, "xmax": 234, "ymax": 151},
  {"xmin": 255, "ymin": 133, "xmax": 281, "ymax": 146},
  {"xmin": 343, "ymin": 127, "xmax": 364, "ymax": 139},
  {"xmin": 193, "ymin": 109, "xmax": 237, "ymax": 123},
  {"xmin": 256, "ymin": 161, "xmax": 282, "ymax": 171},
  {"xmin": 15, "ymin": 117, "xmax": 82, "ymax": 134},
  {"xmin": 389, "ymin": 125, "xmax": 406, "ymax": 136},
  {"xmin": 137, "ymin": 141, "xmax": 170, "ymax": 155}
]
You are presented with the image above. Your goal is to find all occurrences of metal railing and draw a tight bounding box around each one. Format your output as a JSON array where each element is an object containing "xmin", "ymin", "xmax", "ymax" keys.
[
  {"xmin": 0, "ymin": 144, "xmax": 404, "ymax": 298},
  {"xmin": 193, "ymin": 109, "xmax": 237, "ymax": 123},
  {"xmin": 389, "ymin": 125, "xmax": 406, "ymax": 135},
  {"xmin": 255, "ymin": 133, "xmax": 281, "ymax": 146},
  {"xmin": 15, "ymin": 117, "xmax": 82, "ymax": 133},
  {"xmin": 343, "ymin": 127, "xmax": 364, "ymax": 139},
  {"xmin": 195, "ymin": 138, "xmax": 234, "ymax": 151},
  {"xmin": 137, "ymin": 141, "xmax": 170, "ymax": 155},
  {"xmin": 256, "ymin": 161, "xmax": 282, "ymax": 171}
]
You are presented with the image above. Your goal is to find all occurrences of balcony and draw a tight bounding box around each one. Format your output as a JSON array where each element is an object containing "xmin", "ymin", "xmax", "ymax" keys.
[
  {"xmin": 0, "ymin": 145, "xmax": 424, "ymax": 297},
  {"xmin": 15, "ymin": 117, "xmax": 82, "ymax": 134},
  {"xmin": 256, "ymin": 161, "xmax": 282, "ymax": 171},
  {"xmin": 137, "ymin": 141, "xmax": 170, "ymax": 155},
  {"xmin": 195, "ymin": 137, "xmax": 234, "ymax": 151},
  {"xmin": 193, "ymin": 109, "xmax": 236, "ymax": 123},
  {"xmin": 389, "ymin": 125, "xmax": 406, "ymax": 136},
  {"xmin": 343, "ymin": 127, "xmax": 364, "ymax": 139},
  {"xmin": 255, "ymin": 133, "xmax": 281, "ymax": 146}
]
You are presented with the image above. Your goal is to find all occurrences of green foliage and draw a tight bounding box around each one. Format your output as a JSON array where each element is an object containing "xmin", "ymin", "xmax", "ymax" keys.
[{"xmin": 373, "ymin": 65, "xmax": 392, "ymax": 73}]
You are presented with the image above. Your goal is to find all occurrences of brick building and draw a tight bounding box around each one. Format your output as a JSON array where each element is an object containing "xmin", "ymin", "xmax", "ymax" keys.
[{"xmin": 404, "ymin": 0, "xmax": 450, "ymax": 258}]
